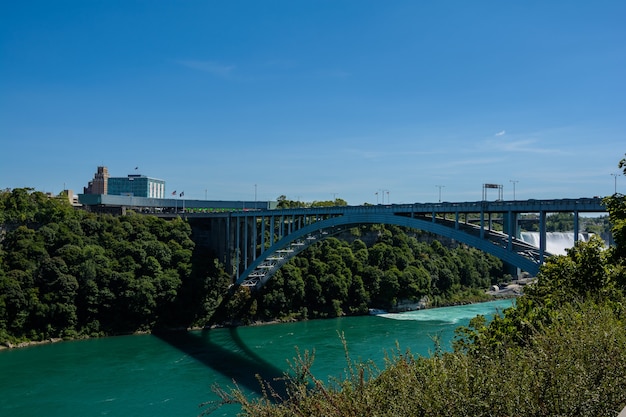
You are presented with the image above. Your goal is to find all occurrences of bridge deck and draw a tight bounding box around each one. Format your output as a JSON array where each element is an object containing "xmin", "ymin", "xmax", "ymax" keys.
[{"xmin": 172, "ymin": 197, "xmax": 605, "ymax": 219}]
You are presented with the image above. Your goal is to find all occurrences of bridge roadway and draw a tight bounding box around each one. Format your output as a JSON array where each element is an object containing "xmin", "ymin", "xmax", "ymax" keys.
[{"xmin": 163, "ymin": 197, "xmax": 606, "ymax": 291}]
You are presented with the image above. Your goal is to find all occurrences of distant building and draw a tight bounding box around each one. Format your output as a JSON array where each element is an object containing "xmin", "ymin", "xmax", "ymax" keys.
[
  {"xmin": 83, "ymin": 166, "xmax": 109, "ymax": 195},
  {"xmin": 83, "ymin": 166, "xmax": 165, "ymax": 198},
  {"xmin": 64, "ymin": 189, "xmax": 80, "ymax": 206},
  {"xmin": 108, "ymin": 174, "xmax": 165, "ymax": 198}
]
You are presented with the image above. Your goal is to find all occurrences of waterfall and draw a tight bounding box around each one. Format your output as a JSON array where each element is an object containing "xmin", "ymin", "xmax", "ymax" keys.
[{"xmin": 519, "ymin": 232, "xmax": 592, "ymax": 256}]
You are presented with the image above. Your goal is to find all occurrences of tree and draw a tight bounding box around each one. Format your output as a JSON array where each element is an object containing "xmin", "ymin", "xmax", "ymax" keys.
[{"xmin": 602, "ymin": 154, "xmax": 626, "ymax": 285}]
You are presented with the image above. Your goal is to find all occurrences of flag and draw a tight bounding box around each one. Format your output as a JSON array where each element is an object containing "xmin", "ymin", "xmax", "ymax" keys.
[
  {"xmin": 179, "ymin": 191, "xmax": 184, "ymax": 197},
  {"xmin": 171, "ymin": 190, "xmax": 176, "ymax": 196}
]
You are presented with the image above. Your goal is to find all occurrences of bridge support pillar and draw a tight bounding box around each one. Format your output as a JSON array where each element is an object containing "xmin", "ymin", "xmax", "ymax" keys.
[
  {"xmin": 480, "ymin": 210, "xmax": 485, "ymax": 239},
  {"xmin": 502, "ymin": 210, "xmax": 519, "ymax": 251},
  {"xmin": 539, "ymin": 210, "xmax": 546, "ymax": 263}
]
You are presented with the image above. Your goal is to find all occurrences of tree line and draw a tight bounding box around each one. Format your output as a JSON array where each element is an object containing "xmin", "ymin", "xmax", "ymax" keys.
[
  {"xmin": 227, "ymin": 225, "xmax": 503, "ymax": 325},
  {"xmin": 0, "ymin": 188, "xmax": 229, "ymax": 342},
  {"xmin": 0, "ymin": 188, "xmax": 505, "ymax": 344}
]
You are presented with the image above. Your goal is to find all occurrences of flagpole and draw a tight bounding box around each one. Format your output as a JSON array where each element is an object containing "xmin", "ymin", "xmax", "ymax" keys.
[{"xmin": 178, "ymin": 191, "xmax": 185, "ymax": 213}]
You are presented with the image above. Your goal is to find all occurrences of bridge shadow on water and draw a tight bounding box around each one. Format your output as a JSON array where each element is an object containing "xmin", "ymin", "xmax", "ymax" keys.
[{"xmin": 153, "ymin": 327, "xmax": 288, "ymax": 401}]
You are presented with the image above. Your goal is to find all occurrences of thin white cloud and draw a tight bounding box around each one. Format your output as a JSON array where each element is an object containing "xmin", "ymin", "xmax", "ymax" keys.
[
  {"xmin": 177, "ymin": 60, "xmax": 236, "ymax": 78},
  {"xmin": 493, "ymin": 138, "xmax": 565, "ymax": 154},
  {"xmin": 479, "ymin": 135, "xmax": 566, "ymax": 155},
  {"xmin": 495, "ymin": 130, "xmax": 506, "ymax": 136}
]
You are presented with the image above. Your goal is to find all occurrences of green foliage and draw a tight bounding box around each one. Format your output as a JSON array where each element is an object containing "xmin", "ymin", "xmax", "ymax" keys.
[
  {"xmin": 240, "ymin": 225, "xmax": 503, "ymax": 322},
  {"xmin": 210, "ymin": 301, "xmax": 626, "ymax": 417},
  {"xmin": 545, "ymin": 212, "xmax": 574, "ymax": 232},
  {"xmin": 454, "ymin": 234, "xmax": 620, "ymax": 355},
  {"xmin": 276, "ymin": 195, "xmax": 348, "ymax": 208},
  {"xmin": 0, "ymin": 188, "xmax": 211, "ymax": 342}
]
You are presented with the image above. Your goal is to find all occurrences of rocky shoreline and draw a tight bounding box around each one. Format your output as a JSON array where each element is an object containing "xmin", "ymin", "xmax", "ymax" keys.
[
  {"xmin": 1, "ymin": 338, "xmax": 64, "ymax": 350},
  {"xmin": 486, "ymin": 277, "xmax": 535, "ymax": 298}
]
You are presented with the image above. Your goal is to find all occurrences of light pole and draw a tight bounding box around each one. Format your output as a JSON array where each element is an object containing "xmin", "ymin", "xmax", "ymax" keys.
[
  {"xmin": 435, "ymin": 185, "xmax": 445, "ymax": 203},
  {"xmin": 376, "ymin": 189, "xmax": 388, "ymax": 204},
  {"xmin": 611, "ymin": 173, "xmax": 621, "ymax": 194},
  {"xmin": 381, "ymin": 189, "xmax": 389, "ymax": 204},
  {"xmin": 509, "ymin": 180, "xmax": 519, "ymax": 200}
]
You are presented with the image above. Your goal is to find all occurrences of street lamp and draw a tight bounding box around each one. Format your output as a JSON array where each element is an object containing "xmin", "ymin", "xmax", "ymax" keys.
[
  {"xmin": 381, "ymin": 189, "xmax": 389, "ymax": 204},
  {"xmin": 435, "ymin": 185, "xmax": 445, "ymax": 203},
  {"xmin": 376, "ymin": 189, "xmax": 389, "ymax": 204},
  {"xmin": 611, "ymin": 173, "xmax": 621, "ymax": 194},
  {"xmin": 509, "ymin": 180, "xmax": 519, "ymax": 200}
]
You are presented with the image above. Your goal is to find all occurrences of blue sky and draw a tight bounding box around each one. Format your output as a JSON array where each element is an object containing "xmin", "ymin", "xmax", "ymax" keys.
[{"xmin": 1, "ymin": 1, "xmax": 624, "ymax": 204}]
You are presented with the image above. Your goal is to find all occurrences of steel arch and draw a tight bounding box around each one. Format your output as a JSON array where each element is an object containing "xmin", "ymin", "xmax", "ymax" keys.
[{"xmin": 235, "ymin": 213, "xmax": 542, "ymax": 292}]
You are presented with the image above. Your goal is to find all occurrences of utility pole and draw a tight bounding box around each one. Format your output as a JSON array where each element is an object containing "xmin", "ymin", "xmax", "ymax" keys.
[
  {"xmin": 509, "ymin": 180, "xmax": 519, "ymax": 200},
  {"xmin": 377, "ymin": 189, "xmax": 389, "ymax": 204},
  {"xmin": 435, "ymin": 185, "xmax": 445, "ymax": 203},
  {"xmin": 376, "ymin": 189, "xmax": 385, "ymax": 204},
  {"xmin": 611, "ymin": 173, "xmax": 621, "ymax": 194}
]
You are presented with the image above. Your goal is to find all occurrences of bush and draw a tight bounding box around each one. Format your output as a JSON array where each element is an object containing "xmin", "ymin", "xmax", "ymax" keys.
[{"xmin": 208, "ymin": 300, "xmax": 626, "ymax": 417}]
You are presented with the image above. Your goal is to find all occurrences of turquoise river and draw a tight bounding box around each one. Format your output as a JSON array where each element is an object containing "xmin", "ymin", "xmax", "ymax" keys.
[{"xmin": 1, "ymin": 298, "xmax": 514, "ymax": 417}]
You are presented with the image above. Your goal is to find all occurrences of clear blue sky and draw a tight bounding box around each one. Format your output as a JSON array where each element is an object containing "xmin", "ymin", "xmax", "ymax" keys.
[{"xmin": 1, "ymin": 1, "xmax": 624, "ymax": 204}]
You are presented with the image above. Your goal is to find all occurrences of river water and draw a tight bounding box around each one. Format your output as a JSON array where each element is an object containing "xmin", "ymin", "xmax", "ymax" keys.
[{"xmin": 0, "ymin": 299, "xmax": 514, "ymax": 417}]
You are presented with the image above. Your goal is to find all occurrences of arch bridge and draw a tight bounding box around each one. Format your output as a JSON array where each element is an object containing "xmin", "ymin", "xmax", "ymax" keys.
[{"xmin": 181, "ymin": 197, "xmax": 605, "ymax": 292}]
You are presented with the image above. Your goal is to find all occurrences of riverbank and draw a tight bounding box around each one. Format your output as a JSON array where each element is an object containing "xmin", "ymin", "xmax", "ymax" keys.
[
  {"xmin": 0, "ymin": 338, "xmax": 63, "ymax": 350},
  {"xmin": 486, "ymin": 277, "xmax": 535, "ymax": 298},
  {"xmin": 1, "ymin": 284, "xmax": 530, "ymax": 351}
]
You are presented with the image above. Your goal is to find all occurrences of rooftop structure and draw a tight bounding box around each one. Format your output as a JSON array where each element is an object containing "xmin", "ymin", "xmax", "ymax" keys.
[
  {"xmin": 107, "ymin": 175, "xmax": 165, "ymax": 198},
  {"xmin": 83, "ymin": 166, "xmax": 165, "ymax": 198}
]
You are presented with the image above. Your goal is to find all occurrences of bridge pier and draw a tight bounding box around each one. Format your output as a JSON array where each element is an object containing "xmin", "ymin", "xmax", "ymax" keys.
[
  {"xmin": 539, "ymin": 211, "xmax": 546, "ymax": 263},
  {"xmin": 480, "ymin": 210, "xmax": 485, "ymax": 239}
]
